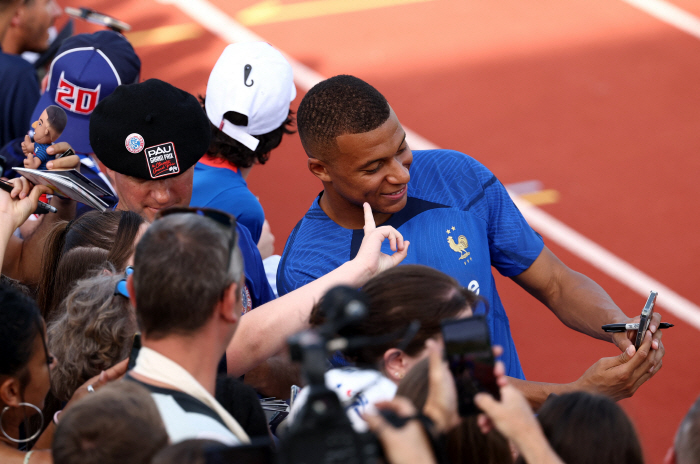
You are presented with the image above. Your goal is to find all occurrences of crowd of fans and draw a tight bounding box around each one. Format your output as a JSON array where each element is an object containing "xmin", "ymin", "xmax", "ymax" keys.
[{"xmin": 0, "ymin": 1, "xmax": 696, "ymax": 463}]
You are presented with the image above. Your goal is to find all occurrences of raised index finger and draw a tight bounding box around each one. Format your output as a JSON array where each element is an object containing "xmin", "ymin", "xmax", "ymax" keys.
[{"xmin": 363, "ymin": 202, "xmax": 376, "ymax": 236}]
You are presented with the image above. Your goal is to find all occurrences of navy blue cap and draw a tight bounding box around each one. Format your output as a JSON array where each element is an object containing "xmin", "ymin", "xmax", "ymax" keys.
[{"xmin": 29, "ymin": 30, "xmax": 140, "ymax": 154}]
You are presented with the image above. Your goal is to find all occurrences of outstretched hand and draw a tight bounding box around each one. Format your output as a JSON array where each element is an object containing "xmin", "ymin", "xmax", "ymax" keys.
[
  {"xmin": 0, "ymin": 177, "xmax": 52, "ymax": 230},
  {"xmin": 364, "ymin": 397, "xmax": 437, "ymax": 464},
  {"xmin": 575, "ymin": 327, "xmax": 661, "ymax": 401},
  {"xmin": 46, "ymin": 142, "xmax": 80, "ymax": 171},
  {"xmin": 355, "ymin": 202, "xmax": 410, "ymax": 278},
  {"xmin": 64, "ymin": 359, "xmax": 129, "ymax": 410}
]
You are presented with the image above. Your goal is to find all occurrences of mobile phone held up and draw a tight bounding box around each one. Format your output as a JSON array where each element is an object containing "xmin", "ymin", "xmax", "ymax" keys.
[
  {"xmin": 441, "ymin": 315, "xmax": 500, "ymax": 416},
  {"xmin": 635, "ymin": 291, "xmax": 658, "ymax": 351}
]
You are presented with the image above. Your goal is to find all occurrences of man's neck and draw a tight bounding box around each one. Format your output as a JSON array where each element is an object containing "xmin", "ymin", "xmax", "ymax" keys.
[
  {"xmin": 134, "ymin": 335, "xmax": 222, "ymax": 396},
  {"xmin": 318, "ymin": 190, "xmax": 392, "ymax": 229},
  {"xmin": 1, "ymin": 34, "xmax": 21, "ymax": 55}
]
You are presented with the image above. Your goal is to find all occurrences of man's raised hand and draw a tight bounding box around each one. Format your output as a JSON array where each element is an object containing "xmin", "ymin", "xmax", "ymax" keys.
[{"xmin": 356, "ymin": 202, "xmax": 409, "ymax": 277}]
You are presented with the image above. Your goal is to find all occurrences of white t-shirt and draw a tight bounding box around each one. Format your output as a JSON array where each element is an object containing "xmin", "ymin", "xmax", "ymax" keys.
[{"xmin": 288, "ymin": 368, "xmax": 397, "ymax": 433}]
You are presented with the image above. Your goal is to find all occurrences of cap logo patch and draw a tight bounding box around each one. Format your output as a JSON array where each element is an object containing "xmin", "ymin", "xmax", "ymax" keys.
[
  {"xmin": 244, "ymin": 64, "xmax": 254, "ymax": 87},
  {"xmin": 55, "ymin": 72, "xmax": 101, "ymax": 115},
  {"xmin": 125, "ymin": 133, "xmax": 145, "ymax": 153},
  {"xmin": 145, "ymin": 142, "xmax": 180, "ymax": 178}
]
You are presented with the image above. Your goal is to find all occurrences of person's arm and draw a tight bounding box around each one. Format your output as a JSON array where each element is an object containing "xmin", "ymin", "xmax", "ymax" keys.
[
  {"xmin": 227, "ymin": 203, "xmax": 409, "ymax": 376},
  {"xmin": 1, "ymin": 149, "xmax": 79, "ymax": 285},
  {"xmin": 32, "ymin": 359, "xmax": 129, "ymax": 450},
  {"xmin": 364, "ymin": 397, "xmax": 438, "ymax": 464},
  {"xmin": 509, "ymin": 327, "xmax": 662, "ymax": 409},
  {"xmin": 511, "ymin": 246, "xmax": 664, "ymax": 359},
  {"xmin": 474, "ymin": 364, "xmax": 564, "ymax": 464},
  {"xmin": 0, "ymin": 179, "xmax": 51, "ymax": 272}
]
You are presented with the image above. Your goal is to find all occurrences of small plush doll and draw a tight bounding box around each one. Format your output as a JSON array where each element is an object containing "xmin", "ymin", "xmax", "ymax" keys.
[{"xmin": 21, "ymin": 105, "xmax": 68, "ymax": 170}]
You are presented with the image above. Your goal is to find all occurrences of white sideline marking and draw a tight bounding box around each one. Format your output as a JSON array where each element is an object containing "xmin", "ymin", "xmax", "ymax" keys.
[
  {"xmin": 160, "ymin": 0, "xmax": 700, "ymax": 331},
  {"xmin": 621, "ymin": 0, "xmax": 700, "ymax": 40}
]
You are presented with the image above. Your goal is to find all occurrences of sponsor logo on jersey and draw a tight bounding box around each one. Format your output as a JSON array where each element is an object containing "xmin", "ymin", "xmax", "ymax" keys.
[
  {"xmin": 446, "ymin": 225, "xmax": 472, "ymax": 263},
  {"xmin": 144, "ymin": 142, "xmax": 179, "ymax": 178},
  {"xmin": 125, "ymin": 133, "xmax": 145, "ymax": 153},
  {"xmin": 54, "ymin": 72, "xmax": 101, "ymax": 115}
]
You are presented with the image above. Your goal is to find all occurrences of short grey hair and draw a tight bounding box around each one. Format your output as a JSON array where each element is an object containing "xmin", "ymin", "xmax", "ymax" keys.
[{"xmin": 133, "ymin": 213, "xmax": 244, "ymax": 339}]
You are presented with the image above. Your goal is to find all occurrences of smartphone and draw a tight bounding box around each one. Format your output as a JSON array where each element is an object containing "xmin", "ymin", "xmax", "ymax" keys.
[
  {"xmin": 127, "ymin": 333, "xmax": 141, "ymax": 371},
  {"xmin": 635, "ymin": 291, "xmax": 657, "ymax": 350},
  {"xmin": 441, "ymin": 316, "xmax": 500, "ymax": 416}
]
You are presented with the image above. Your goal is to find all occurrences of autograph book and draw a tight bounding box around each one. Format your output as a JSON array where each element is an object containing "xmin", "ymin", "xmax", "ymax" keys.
[{"xmin": 13, "ymin": 168, "xmax": 110, "ymax": 212}]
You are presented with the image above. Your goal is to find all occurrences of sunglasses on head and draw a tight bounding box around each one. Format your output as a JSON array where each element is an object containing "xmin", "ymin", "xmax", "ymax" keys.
[
  {"xmin": 155, "ymin": 207, "xmax": 237, "ymax": 274},
  {"xmin": 114, "ymin": 266, "xmax": 134, "ymax": 299}
]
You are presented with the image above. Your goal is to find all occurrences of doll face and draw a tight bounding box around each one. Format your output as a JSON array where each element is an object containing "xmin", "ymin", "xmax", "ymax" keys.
[{"xmin": 32, "ymin": 109, "xmax": 55, "ymax": 144}]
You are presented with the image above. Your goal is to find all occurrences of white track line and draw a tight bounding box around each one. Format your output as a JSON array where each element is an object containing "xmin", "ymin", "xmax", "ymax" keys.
[
  {"xmin": 621, "ymin": 0, "xmax": 700, "ymax": 40},
  {"xmin": 160, "ymin": 0, "xmax": 700, "ymax": 331}
]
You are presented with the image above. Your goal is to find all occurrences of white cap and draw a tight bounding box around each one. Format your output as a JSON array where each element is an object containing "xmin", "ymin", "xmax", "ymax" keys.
[{"xmin": 205, "ymin": 42, "xmax": 296, "ymax": 151}]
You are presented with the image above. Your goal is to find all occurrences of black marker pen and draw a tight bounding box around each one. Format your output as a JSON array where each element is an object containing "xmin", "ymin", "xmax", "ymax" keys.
[{"xmin": 0, "ymin": 180, "xmax": 57, "ymax": 214}]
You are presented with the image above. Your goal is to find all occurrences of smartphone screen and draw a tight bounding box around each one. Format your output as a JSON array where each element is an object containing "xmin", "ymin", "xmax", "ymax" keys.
[
  {"xmin": 441, "ymin": 316, "xmax": 499, "ymax": 416},
  {"xmin": 634, "ymin": 291, "xmax": 657, "ymax": 350}
]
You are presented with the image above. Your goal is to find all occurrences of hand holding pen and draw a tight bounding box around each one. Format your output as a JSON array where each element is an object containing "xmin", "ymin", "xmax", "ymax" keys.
[{"xmin": 0, "ymin": 178, "xmax": 55, "ymax": 229}]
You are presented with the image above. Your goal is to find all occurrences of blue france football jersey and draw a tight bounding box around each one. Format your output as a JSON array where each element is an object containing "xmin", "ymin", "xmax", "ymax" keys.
[{"xmin": 277, "ymin": 150, "xmax": 544, "ymax": 379}]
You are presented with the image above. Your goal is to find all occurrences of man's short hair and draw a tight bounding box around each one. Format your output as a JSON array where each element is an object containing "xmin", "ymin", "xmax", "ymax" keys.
[
  {"xmin": 52, "ymin": 381, "xmax": 168, "ymax": 464},
  {"xmin": 46, "ymin": 105, "xmax": 67, "ymax": 134},
  {"xmin": 675, "ymin": 394, "xmax": 700, "ymax": 464},
  {"xmin": 133, "ymin": 213, "xmax": 244, "ymax": 339},
  {"xmin": 296, "ymin": 75, "xmax": 390, "ymax": 159}
]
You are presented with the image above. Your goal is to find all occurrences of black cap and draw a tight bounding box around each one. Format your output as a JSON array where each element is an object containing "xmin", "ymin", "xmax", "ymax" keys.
[{"xmin": 89, "ymin": 79, "xmax": 210, "ymax": 180}]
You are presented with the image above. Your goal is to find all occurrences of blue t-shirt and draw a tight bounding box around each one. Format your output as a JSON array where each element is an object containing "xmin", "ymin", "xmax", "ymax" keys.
[
  {"xmin": 236, "ymin": 221, "xmax": 276, "ymax": 310},
  {"xmin": 191, "ymin": 156, "xmax": 265, "ymax": 244},
  {"xmin": 277, "ymin": 150, "xmax": 544, "ymax": 379},
  {"xmin": 0, "ymin": 51, "xmax": 39, "ymax": 148},
  {"xmin": 34, "ymin": 143, "xmax": 54, "ymax": 170}
]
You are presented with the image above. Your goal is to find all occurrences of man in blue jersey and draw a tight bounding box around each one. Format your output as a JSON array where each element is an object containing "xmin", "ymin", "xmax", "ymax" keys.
[
  {"xmin": 277, "ymin": 75, "xmax": 664, "ymax": 408},
  {"xmin": 191, "ymin": 42, "xmax": 296, "ymax": 247}
]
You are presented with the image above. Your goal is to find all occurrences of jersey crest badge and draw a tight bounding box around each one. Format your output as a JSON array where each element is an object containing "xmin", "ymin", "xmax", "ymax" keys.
[{"xmin": 446, "ymin": 226, "xmax": 472, "ymax": 264}]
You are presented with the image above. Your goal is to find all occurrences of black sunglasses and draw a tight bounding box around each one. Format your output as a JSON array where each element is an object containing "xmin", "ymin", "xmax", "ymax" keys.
[
  {"xmin": 155, "ymin": 207, "xmax": 237, "ymax": 274},
  {"xmin": 114, "ymin": 266, "xmax": 134, "ymax": 299}
]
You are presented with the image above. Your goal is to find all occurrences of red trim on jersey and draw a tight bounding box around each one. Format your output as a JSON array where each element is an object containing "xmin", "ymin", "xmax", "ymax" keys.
[{"xmin": 198, "ymin": 154, "xmax": 239, "ymax": 173}]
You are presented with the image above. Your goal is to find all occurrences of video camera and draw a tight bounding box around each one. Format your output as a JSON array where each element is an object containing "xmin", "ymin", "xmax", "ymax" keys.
[{"xmin": 278, "ymin": 286, "xmax": 384, "ymax": 464}]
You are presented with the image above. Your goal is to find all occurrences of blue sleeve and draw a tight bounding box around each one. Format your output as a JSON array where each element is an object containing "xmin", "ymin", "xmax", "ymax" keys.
[
  {"xmin": 202, "ymin": 190, "xmax": 265, "ymax": 244},
  {"xmin": 236, "ymin": 223, "xmax": 275, "ymax": 307},
  {"xmin": 470, "ymin": 162, "xmax": 544, "ymax": 276},
  {"xmin": 276, "ymin": 215, "xmax": 352, "ymax": 297}
]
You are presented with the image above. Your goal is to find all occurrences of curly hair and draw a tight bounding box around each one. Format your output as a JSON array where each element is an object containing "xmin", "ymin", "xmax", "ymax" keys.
[
  {"xmin": 199, "ymin": 95, "xmax": 295, "ymax": 168},
  {"xmin": 47, "ymin": 271, "xmax": 137, "ymax": 401}
]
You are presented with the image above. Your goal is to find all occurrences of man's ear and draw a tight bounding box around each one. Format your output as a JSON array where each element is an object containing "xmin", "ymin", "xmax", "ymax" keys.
[
  {"xmin": 0, "ymin": 376, "xmax": 22, "ymax": 408},
  {"xmin": 102, "ymin": 164, "xmax": 117, "ymax": 185},
  {"xmin": 127, "ymin": 274, "xmax": 137, "ymax": 309},
  {"xmin": 219, "ymin": 281, "xmax": 240, "ymax": 325},
  {"xmin": 383, "ymin": 348, "xmax": 408, "ymax": 381},
  {"xmin": 663, "ymin": 446, "xmax": 676, "ymax": 464},
  {"xmin": 308, "ymin": 158, "xmax": 332, "ymax": 183}
]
